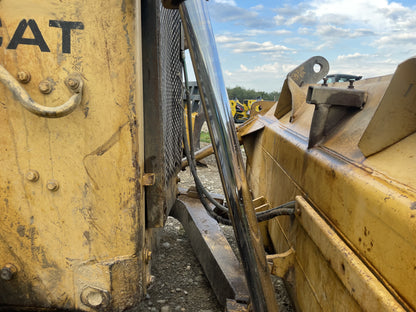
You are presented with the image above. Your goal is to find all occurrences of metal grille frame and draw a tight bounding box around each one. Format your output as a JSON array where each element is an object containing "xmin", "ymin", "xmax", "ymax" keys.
[{"xmin": 142, "ymin": 1, "xmax": 184, "ymax": 228}]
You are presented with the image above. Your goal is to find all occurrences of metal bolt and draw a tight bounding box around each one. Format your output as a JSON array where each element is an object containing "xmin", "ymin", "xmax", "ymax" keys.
[
  {"xmin": 26, "ymin": 170, "xmax": 39, "ymax": 182},
  {"xmin": 39, "ymin": 80, "xmax": 52, "ymax": 94},
  {"xmin": 80, "ymin": 287, "xmax": 109, "ymax": 308},
  {"xmin": 86, "ymin": 290, "xmax": 104, "ymax": 307},
  {"xmin": 348, "ymin": 79, "xmax": 355, "ymax": 89},
  {"xmin": 46, "ymin": 180, "xmax": 59, "ymax": 192},
  {"xmin": 66, "ymin": 78, "xmax": 79, "ymax": 90},
  {"xmin": 1, "ymin": 264, "xmax": 17, "ymax": 281},
  {"xmin": 16, "ymin": 71, "xmax": 31, "ymax": 83}
]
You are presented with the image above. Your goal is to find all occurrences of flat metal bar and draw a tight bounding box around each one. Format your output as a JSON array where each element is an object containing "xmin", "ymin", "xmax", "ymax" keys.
[
  {"xmin": 295, "ymin": 196, "xmax": 406, "ymax": 312},
  {"xmin": 170, "ymin": 195, "xmax": 249, "ymax": 306}
]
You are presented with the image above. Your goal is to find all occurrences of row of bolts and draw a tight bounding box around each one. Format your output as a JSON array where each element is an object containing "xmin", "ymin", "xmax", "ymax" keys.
[
  {"xmin": 16, "ymin": 70, "xmax": 79, "ymax": 93},
  {"xmin": 26, "ymin": 170, "xmax": 59, "ymax": 191},
  {"xmin": 0, "ymin": 171, "xmax": 59, "ymax": 280},
  {"xmin": 0, "ymin": 72, "xmax": 67, "ymax": 282}
]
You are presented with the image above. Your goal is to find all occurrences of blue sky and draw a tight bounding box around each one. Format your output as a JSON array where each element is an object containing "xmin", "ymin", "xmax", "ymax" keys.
[{"xmin": 201, "ymin": 0, "xmax": 416, "ymax": 92}]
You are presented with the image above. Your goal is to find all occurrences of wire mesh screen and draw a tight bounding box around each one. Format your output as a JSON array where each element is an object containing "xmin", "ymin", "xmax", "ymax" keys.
[{"xmin": 160, "ymin": 7, "xmax": 183, "ymax": 183}]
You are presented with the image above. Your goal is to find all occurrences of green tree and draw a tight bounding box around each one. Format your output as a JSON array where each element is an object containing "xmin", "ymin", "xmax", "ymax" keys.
[{"xmin": 227, "ymin": 86, "xmax": 280, "ymax": 102}]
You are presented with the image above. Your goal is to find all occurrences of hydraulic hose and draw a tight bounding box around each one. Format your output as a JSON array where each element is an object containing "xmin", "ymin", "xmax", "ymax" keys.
[{"xmin": 180, "ymin": 53, "xmax": 295, "ymax": 224}]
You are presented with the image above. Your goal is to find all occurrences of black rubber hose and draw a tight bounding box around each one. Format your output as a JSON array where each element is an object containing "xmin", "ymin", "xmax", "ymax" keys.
[
  {"xmin": 181, "ymin": 52, "xmax": 229, "ymax": 215},
  {"xmin": 180, "ymin": 51, "xmax": 295, "ymax": 224}
]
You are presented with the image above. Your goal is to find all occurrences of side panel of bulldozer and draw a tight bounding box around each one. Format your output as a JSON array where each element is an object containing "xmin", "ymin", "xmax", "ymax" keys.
[
  {"xmin": 243, "ymin": 71, "xmax": 416, "ymax": 311},
  {"xmin": 0, "ymin": 1, "xmax": 148, "ymax": 310}
]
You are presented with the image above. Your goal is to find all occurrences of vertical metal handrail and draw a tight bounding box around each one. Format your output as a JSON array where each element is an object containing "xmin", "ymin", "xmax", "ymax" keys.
[{"xmin": 179, "ymin": 1, "xmax": 279, "ymax": 311}]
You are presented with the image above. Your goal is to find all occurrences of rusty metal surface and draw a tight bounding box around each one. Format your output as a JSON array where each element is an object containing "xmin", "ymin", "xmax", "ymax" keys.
[
  {"xmin": 170, "ymin": 194, "xmax": 250, "ymax": 306},
  {"xmin": 0, "ymin": 1, "xmax": 147, "ymax": 310}
]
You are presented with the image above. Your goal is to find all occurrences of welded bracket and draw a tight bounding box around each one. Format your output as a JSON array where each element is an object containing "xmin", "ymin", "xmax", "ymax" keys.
[
  {"xmin": 306, "ymin": 86, "xmax": 367, "ymax": 147},
  {"xmin": 275, "ymin": 56, "xmax": 329, "ymax": 121},
  {"xmin": 267, "ymin": 248, "xmax": 296, "ymax": 278}
]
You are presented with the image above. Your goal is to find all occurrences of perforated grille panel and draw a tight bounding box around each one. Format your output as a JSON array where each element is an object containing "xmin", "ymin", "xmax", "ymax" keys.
[{"xmin": 160, "ymin": 7, "xmax": 183, "ymax": 183}]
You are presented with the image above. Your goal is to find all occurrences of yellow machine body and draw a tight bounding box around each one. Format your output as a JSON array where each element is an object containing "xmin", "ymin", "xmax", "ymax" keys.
[
  {"xmin": 241, "ymin": 58, "xmax": 416, "ymax": 311},
  {"xmin": 2, "ymin": 0, "xmax": 416, "ymax": 311},
  {"xmin": 0, "ymin": 1, "xmax": 152, "ymax": 310}
]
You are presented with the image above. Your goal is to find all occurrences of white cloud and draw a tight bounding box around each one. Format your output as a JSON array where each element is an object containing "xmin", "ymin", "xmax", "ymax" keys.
[
  {"xmin": 208, "ymin": 0, "xmax": 416, "ymax": 91},
  {"xmin": 213, "ymin": 0, "xmax": 236, "ymax": 5},
  {"xmin": 215, "ymin": 34, "xmax": 242, "ymax": 43},
  {"xmin": 337, "ymin": 53, "xmax": 370, "ymax": 61},
  {"xmin": 224, "ymin": 62, "xmax": 289, "ymax": 91},
  {"xmin": 244, "ymin": 29, "xmax": 292, "ymax": 37},
  {"xmin": 274, "ymin": 15, "xmax": 285, "ymax": 25},
  {"xmin": 232, "ymin": 41, "xmax": 292, "ymax": 54},
  {"xmin": 298, "ymin": 27, "xmax": 312, "ymax": 35},
  {"xmin": 251, "ymin": 4, "xmax": 264, "ymax": 10},
  {"xmin": 208, "ymin": 1, "xmax": 275, "ymax": 28},
  {"xmin": 215, "ymin": 34, "xmax": 292, "ymax": 54},
  {"xmin": 374, "ymin": 32, "xmax": 416, "ymax": 46}
]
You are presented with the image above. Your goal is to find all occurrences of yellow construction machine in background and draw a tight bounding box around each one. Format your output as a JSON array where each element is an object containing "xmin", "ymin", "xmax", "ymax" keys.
[{"xmin": 230, "ymin": 98, "xmax": 264, "ymax": 123}]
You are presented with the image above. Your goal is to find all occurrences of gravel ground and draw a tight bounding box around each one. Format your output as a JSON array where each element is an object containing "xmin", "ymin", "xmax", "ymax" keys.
[
  {"xmin": 133, "ymin": 141, "xmax": 294, "ymax": 312},
  {"xmin": 133, "ymin": 147, "xmax": 226, "ymax": 312}
]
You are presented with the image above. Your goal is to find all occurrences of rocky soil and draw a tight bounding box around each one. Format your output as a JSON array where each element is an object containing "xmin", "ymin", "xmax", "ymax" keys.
[{"xmin": 132, "ymin": 141, "xmax": 294, "ymax": 312}]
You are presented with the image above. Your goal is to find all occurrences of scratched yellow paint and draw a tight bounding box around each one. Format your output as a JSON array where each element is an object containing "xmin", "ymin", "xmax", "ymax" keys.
[
  {"xmin": 243, "ymin": 74, "xmax": 416, "ymax": 311},
  {"xmin": 0, "ymin": 0, "xmax": 147, "ymax": 310}
]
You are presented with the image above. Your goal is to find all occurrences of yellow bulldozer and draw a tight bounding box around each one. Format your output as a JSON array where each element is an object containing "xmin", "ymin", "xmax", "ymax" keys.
[{"xmin": 0, "ymin": 0, "xmax": 415, "ymax": 312}]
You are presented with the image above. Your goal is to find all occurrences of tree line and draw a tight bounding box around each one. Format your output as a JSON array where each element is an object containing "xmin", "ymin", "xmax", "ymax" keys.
[{"xmin": 227, "ymin": 86, "xmax": 280, "ymax": 102}]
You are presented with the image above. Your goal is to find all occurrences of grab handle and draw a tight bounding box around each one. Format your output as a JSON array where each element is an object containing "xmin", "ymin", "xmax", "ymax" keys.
[{"xmin": 0, "ymin": 65, "xmax": 83, "ymax": 118}]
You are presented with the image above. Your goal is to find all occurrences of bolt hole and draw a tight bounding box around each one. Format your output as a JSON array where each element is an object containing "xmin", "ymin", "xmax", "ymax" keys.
[{"xmin": 313, "ymin": 63, "xmax": 322, "ymax": 73}]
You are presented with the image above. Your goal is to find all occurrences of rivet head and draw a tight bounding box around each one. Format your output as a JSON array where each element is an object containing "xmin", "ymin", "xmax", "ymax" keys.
[
  {"xmin": 46, "ymin": 180, "xmax": 59, "ymax": 192},
  {"xmin": 1, "ymin": 264, "xmax": 17, "ymax": 281},
  {"xmin": 17, "ymin": 71, "xmax": 31, "ymax": 83},
  {"xmin": 39, "ymin": 80, "xmax": 52, "ymax": 94},
  {"xmin": 26, "ymin": 170, "xmax": 39, "ymax": 182}
]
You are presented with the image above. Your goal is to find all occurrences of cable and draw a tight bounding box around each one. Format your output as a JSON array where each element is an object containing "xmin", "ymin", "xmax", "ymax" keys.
[
  {"xmin": 255, "ymin": 202, "xmax": 295, "ymax": 222},
  {"xmin": 179, "ymin": 50, "xmax": 295, "ymax": 224},
  {"xmin": 180, "ymin": 51, "xmax": 229, "ymax": 214}
]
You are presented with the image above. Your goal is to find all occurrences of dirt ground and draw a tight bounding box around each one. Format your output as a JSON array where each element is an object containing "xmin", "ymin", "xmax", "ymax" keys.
[{"xmin": 132, "ymin": 141, "xmax": 294, "ymax": 312}]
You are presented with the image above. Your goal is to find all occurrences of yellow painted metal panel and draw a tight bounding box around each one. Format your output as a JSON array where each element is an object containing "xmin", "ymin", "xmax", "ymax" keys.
[
  {"xmin": 0, "ymin": 1, "xmax": 146, "ymax": 310},
  {"xmin": 244, "ymin": 84, "xmax": 416, "ymax": 310}
]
